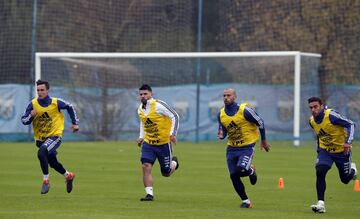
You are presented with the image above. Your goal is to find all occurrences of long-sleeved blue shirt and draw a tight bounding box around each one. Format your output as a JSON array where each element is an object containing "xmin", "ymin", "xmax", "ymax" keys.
[
  {"xmin": 217, "ymin": 102, "xmax": 266, "ymax": 141},
  {"xmin": 21, "ymin": 96, "xmax": 79, "ymax": 125},
  {"xmin": 309, "ymin": 108, "xmax": 355, "ymax": 144}
]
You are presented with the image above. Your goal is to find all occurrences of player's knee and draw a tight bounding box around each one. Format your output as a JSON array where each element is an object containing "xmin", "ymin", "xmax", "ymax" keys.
[
  {"xmin": 161, "ymin": 172, "xmax": 171, "ymax": 177},
  {"xmin": 48, "ymin": 162, "xmax": 55, "ymax": 168},
  {"xmin": 339, "ymin": 174, "xmax": 352, "ymax": 184},
  {"xmin": 37, "ymin": 147, "xmax": 48, "ymax": 160},
  {"xmin": 48, "ymin": 159, "xmax": 57, "ymax": 169},
  {"xmin": 236, "ymin": 167, "xmax": 249, "ymax": 177},
  {"xmin": 142, "ymin": 163, "xmax": 152, "ymax": 170},
  {"xmin": 230, "ymin": 172, "xmax": 239, "ymax": 180},
  {"xmin": 161, "ymin": 168, "xmax": 171, "ymax": 177},
  {"xmin": 340, "ymin": 177, "xmax": 350, "ymax": 184},
  {"xmin": 316, "ymin": 165, "xmax": 329, "ymax": 178}
]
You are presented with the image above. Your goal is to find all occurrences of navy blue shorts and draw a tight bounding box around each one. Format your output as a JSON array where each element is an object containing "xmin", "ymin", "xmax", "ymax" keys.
[
  {"xmin": 36, "ymin": 136, "xmax": 62, "ymax": 155},
  {"xmin": 141, "ymin": 142, "xmax": 173, "ymax": 174},
  {"xmin": 226, "ymin": 145, "xmax": 255, "ymax": 175},
  {"xmin": 316, "ymin": 148, "xmax": 353, "ymax": 174}
]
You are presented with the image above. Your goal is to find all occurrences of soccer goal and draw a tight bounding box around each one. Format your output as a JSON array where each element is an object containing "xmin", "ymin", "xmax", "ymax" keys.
[{"xmin": 35, "ymin": 52, "xmax": 321, "ymax": 145}]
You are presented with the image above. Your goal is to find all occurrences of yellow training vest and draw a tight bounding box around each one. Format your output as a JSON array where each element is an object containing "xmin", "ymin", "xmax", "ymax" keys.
[
  {"xmin": 32, "ymin": 98, "xmax": 64, "ymax": 141},
  {"xmin": 138, "ymin": 99, "xmax": 171, "ymax": 145},
  {"xmin": 310, "ymin": 109, "xmax": 346, "ymax": 153},
  {"xmin": 220, "ymin": 103, "xmax": 259, "ymax": 147}
]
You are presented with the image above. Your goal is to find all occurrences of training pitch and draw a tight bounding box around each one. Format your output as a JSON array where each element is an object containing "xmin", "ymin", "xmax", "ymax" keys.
[{"xmin": 0, "ymin": 141, "xmax": 359, "ymax": 219}]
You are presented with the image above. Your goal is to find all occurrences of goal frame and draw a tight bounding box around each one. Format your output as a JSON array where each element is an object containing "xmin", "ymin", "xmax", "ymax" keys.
[{"xmin": 35, "ymin": 51, "xmax": 321, "ymax": 145}]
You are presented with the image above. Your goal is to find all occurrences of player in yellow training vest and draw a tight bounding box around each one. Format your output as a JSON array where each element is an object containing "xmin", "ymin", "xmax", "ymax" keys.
[
  {"xmin": 21, "ymin": 80, "xmax": 79, "ymax": 194},
  {"xmin": 136, "ymin": 84, "xmax": 180, "ymax": 201},
  {"xmin": 217, "ymin": 88, "xmax": 270, "ymax": 208},
  {"xmin": 308, "ymin": 97, "xmax": 357, "ymax": 213}
]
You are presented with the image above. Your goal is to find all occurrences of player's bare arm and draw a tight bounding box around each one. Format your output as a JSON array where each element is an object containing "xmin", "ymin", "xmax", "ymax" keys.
[
  {"xmin": 170, "ymin": 135, "xmax": 177, "ymax": 144},
  {"xmin": 31, "ymin": 109, "xmax": 37, "ymax": 117},
  {"xmin": 137, "ymin": 138, "xmax": 144, "ymax": 147},
  {"xmin": 217, "ymin": 129, "xmax": 224, "ymax": 140},
  {"xmin": 71, "ymin": 124, "xmax": 79, "ymax": 132},
  {"xmin": 261, "ymin": 140, "xmax": 270, "ymax": 152},
  {"xmin": 343, "ymin": 143, "xmax": 351, "ymax": 154}
]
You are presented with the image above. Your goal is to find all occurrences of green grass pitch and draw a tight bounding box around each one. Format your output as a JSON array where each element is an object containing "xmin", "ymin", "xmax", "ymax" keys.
[{"xmin": 0, "ymin": 141, "xmax": 359, "ymax": 219}]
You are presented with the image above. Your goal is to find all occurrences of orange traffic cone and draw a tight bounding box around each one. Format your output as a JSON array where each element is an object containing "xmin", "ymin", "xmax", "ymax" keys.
[
  {"xmin": 278, "ymin": 177, "xmax": 284, "ymax": 189},
  {"xmin": 354, "ymin": 179, "xmax": 360, "ymax": 192}
]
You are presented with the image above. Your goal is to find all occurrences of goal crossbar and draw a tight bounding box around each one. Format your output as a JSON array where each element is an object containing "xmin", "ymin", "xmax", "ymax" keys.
[{"xmin": 36, "ymin": 51, "xmax": 321, "ymax": 58}]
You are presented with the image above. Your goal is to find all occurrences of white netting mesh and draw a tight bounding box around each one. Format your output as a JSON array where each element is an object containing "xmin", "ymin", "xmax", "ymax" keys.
[{"xmin": 38, "ymin": 53, "xmax": 321, "ymax": 141}]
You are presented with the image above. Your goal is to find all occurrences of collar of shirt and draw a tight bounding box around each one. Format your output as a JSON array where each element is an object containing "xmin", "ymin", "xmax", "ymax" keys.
[
  {"xmin": 38, "ymin": 95, "xmax": 52, "ymax": 107},
  {"xmin": 224, "ymin": 102, "xmax": 239, "ymax": 116},
  {"xmin": 314, "ymin": 108, "xmax": 325, "ymax": 124}
]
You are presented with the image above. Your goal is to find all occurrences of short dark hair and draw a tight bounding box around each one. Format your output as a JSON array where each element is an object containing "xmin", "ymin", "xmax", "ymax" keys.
[
  {"xmin": 36, "ymin": 80, "xmax": 50, "ymax": 90},
  {"xmin": 139, "ymin": 84, "xmax": 152, "ymax": 92},
  {"xmin": 308, "ymin": 96, "xmax": 323, "ymax": 105}
]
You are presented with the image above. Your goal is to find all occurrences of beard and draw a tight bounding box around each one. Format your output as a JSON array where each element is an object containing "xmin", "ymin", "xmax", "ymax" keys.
[
  {"xmin": 224, "ymin": 100, "xmax": 233, "ymax": 105},
  {"xmin": 141, "ymin": 99, "xmax": 148, "ymax": 109}
]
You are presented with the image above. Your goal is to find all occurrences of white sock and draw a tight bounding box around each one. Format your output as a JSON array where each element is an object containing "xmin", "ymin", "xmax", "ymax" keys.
[
  {"xmin": 171, "ymin": 160, "xmax": 177, "ymax": 169},
  {"xmin": 318, "ymin": 200, "xmax": 324, "ymax": 206},
  {"xmin": 63, "ymin": 171, "xmax": 69, "ymax": 177},
  {"xmin": 242, "ymin": 199, "xmax": 251, "ymax": 204},
  {"xmin": 145, "ymin": 187, "xmax": 153, "ymax": 196},
  {"xmin": 43, "ymin": 174, "xmax": 49, "ymax": 180}
]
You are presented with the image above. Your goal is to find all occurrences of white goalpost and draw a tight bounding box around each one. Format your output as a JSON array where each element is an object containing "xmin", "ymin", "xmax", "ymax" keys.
[{"xmin": 35, "ymin": 51, "xmax": 321, "ymax": 144}]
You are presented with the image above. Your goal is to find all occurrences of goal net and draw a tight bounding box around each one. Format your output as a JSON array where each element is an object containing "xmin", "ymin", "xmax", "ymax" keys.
[{"xmin": 35, "ymin": 52, "xmax": 321, "ymax": 144}]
